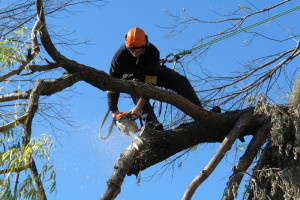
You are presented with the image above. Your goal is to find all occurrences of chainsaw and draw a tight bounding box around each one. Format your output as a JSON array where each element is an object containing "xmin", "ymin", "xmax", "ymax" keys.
[
  {"xmin": 116, "ymin": 113, "xmax": 143, "ymax": 143},
  {"xmin": 99, "ymin": 110, "xmax": 143, "ymax": 143}
]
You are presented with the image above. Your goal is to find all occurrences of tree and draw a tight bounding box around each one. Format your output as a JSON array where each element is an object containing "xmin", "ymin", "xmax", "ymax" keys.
[{"xmin": 0, "ymin": 0, "xmax": 299, "ymax": 200}]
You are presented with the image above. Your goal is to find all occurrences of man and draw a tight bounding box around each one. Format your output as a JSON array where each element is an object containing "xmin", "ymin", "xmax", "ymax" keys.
[{"xmin": 107, "ymin": 27, "xmax": 202, "ymax": 130}]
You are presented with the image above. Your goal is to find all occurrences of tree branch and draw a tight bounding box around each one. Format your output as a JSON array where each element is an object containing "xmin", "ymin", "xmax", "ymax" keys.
[
  {"xmin": 0, "ymin": 162, "xmax": 32, "ymax": 174},
  {"xmin": 24, "ymin": 79, "xmax": 47, "ymax": 199},
  {"xmin": 0, "ymin": 113, "xmax": 28, "ymax": 133},
  {"xmin": 100, "ymin": 107, "xmax": 270, "ymax": 200},
  {"xmin": 0, "ymin": 49, "xmax": 37, "ymax": 83},
  {"xmin": 182, "ymin": 112, "xmax": 254, "ymax": 200},
  {"xmin": 221, "ymin": 123, "xmax": 270, "ymax": 200}
]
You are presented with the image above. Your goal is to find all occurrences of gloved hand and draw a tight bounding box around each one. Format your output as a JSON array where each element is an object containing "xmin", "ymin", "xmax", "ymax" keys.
[{"xmin": 114, "ymin": 112, "xmax": 127, "ymax": 121}]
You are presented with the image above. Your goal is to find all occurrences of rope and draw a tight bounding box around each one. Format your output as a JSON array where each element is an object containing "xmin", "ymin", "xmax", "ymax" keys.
[
  {"xmin": 158, "ymin": 5, "xmax": 300, "ymax": 125},
  {"xmin": 161, "ymin": 5, "xmax": 300, "ymax": 62}
]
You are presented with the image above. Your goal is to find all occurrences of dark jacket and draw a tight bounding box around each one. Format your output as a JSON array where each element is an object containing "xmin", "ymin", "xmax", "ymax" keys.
[{"xmin": 107, "ymin": 43, "xmax": 160, "ymax": 111}]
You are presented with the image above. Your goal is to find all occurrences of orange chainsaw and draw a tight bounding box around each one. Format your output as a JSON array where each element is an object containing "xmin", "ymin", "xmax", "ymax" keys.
[{"xmin": 99, "ymin": 110, "xmax": 143, "ymax": 143}]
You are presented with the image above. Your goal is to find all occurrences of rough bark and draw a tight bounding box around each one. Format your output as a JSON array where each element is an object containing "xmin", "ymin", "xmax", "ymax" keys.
[
  {"xmin": 24, "ymin": 79, "xmax": 47, "ymax": 200},
  {"xmin": 288, "ymin": 71, "xmax": 300, "ymax": 107},
  {"xmin": 99, "ymin": 108, "xmax": 270, "ymax": 200},
  {"xmin": 246, "ymin": 71, "xmax": 300, "ymax": 200}
]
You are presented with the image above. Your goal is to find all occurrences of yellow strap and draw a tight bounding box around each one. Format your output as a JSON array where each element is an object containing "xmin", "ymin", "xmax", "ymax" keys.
[
  {"xmin": 107, "ymin": 90, "xmax": 116, "ymax": 94},
  {"xmin": 145, "ymin": 75, "xmax": 157, "ymax": 85}
]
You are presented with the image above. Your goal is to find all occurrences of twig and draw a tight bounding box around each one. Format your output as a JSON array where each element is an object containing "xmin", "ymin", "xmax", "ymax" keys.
[
  {"xmin": 0, "ymin": 162, "xmax": 32, "ymax": 174},
  {"xmin": 0, "ymin": 113, "xmax": 28, "ymax": 133}
]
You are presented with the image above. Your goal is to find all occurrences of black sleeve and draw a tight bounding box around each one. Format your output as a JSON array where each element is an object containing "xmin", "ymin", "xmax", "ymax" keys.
[
  {"xmin": 107, "ymin": 46, "xmax": 125, "ymax": 112},
  {"xmin": 107, "ymin": 92, "xmax": 120, "ymax": 112}
]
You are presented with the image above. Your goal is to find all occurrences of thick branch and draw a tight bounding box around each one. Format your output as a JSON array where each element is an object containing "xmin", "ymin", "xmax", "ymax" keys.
[
  {"xmin": 0, "ymin": 73, "xmax": 81, "ymax": 103},
  {"xmin": 100, "ymin": 140, "xmax": 144, "ymax": 200},
  {"xmin": 101, "ymin": 108, "xmax": 270, "ymax": 200},
  {"xmin": 33, "ymin": 0, "xmax": 224, "ymax": 127},
  {"xmin": 221, "ymin": 124, "xmax": 270, "ymax": 200},
  {"xmin": 24, "ymin": 79, "xmax": 47, "ymax": 199},
  {"xmin": 182, "ymin": 112, "xmax": 253, "ymax": 200}
]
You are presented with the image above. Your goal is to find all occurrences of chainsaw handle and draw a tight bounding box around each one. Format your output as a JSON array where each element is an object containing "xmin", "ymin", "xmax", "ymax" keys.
[{"xmin": 118, "ymin": 113, "xmax": 138, "ymax": 122}]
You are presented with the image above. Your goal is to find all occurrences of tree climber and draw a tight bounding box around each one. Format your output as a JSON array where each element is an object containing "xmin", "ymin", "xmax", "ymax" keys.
[{"xmin": 107, "ymin": 27, "xmax": 202, "ymax": 130}]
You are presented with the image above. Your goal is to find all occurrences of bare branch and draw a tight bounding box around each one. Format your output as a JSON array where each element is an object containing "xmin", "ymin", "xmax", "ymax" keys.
[
  {"xmin": 222, "ymin": 124, "xmax": 270, "ymax": 200},
  {"xmin": 182, "ymin": 113, "xmax": 253, "ymax": 200}
]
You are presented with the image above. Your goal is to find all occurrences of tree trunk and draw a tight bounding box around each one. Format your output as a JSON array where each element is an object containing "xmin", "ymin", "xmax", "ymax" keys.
[
  {"xmin": 288, "ymin": 72, "xmax": 300, "ymax": 107},
  {"xmin": 248, "ymin": 71, "xmax": 300, "ymax": 200}
]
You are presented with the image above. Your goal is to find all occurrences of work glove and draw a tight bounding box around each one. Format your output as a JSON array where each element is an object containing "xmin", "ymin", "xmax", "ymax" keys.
[{"xmin": 114, "ymin": 112, "xmax": 127, "ymax": 121}]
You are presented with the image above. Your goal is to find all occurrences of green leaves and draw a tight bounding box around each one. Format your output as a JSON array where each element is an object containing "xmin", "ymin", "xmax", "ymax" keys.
[
  {"xmin": 0, "ymin": 134, "xmax": 56, "ymax": 200},
  {"xmin": 0, "ymin": 27, "xmax": 30, "ymax": 71}
]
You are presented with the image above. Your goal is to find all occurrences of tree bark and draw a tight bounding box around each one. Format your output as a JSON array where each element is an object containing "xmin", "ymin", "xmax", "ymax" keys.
[
  {"xmin": 247, "ymin": 71, "xmax": 300, "ymax": 200},
  {"xmin": 288, "ymin": 71, "xmax": 300, "ymax": 107},
  {"xmin": 100, "ymin": 108, "xmax": 270, "ymax": 200}
]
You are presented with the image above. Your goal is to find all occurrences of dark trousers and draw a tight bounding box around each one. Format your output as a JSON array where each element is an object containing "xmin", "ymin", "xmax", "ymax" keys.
[{"xmin": 125, "ymin": 66, "xmax": 202, "ymax": 123}]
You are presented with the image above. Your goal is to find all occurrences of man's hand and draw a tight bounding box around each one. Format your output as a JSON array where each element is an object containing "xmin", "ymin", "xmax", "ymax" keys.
[
  {"xmin": 128, "ymin": 98, "xmax": 146, "ymax": 119},
  {"xmin": 128, "ymin": 106, "xmax": 142, "ymax": 119},
  {"xmin": 112, "ymin": 110, "xmax": 126, "ymax": 120},
  {"xmin": 111, "ymin": 110, "xmax": 120, "ymax": 119}
]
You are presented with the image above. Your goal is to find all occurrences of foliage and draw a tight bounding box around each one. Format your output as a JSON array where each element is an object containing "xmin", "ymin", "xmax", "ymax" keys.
[
  {"xmin": 0, "ymin": 27, "xmax": 29, "ymax": 70},
  {"xmin": 0, "ymin": 29, "xmax": 56, "ymax": 200}
]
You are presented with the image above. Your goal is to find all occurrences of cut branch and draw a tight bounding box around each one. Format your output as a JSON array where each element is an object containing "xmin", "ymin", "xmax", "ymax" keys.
[{"xmin": 100, "ymin": 140, "xmax": 144, "ymax": 200}]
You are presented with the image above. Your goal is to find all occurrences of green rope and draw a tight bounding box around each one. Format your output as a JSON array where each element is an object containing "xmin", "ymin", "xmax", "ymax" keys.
[
  {"xmin": 160, "ymin": 5, "xmax": 300, "ymax": 126},
  {"xmin": 174, "ymin": 5, "xmax": 300, "ymax": 57},
  {"xmin": 162, "ymin": 61, "xmax": 177, "ymax": 126},
  {"xmin": 167, "ymin": 5, "xmax": 300, "ymax": 112}
]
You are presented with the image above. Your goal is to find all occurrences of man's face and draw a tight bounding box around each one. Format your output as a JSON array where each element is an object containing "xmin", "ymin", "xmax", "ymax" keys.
[
  {"xmin": 130, "ymin": 49, "xmax": 144, "ymax": 57},
  {"xmin": 127, "ymin": 46, "xmax": 145, "ymax": 58}
]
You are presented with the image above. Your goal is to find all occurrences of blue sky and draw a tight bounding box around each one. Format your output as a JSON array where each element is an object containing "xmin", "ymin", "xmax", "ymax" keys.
[{"xmin": 24, "ymin": 0, "xmax": 300, "ymax": 199}]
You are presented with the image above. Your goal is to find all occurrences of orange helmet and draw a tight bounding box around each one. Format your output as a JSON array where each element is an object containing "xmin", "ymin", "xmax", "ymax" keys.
[{"xmin": 125, "ymin": 27, "xmax": 147, "ymax": 49}]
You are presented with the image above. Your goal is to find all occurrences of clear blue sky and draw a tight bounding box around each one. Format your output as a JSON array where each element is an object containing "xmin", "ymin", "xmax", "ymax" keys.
[{"xmin": 27, "ymin": 0, "xmax": 300, "ymax": 199}]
